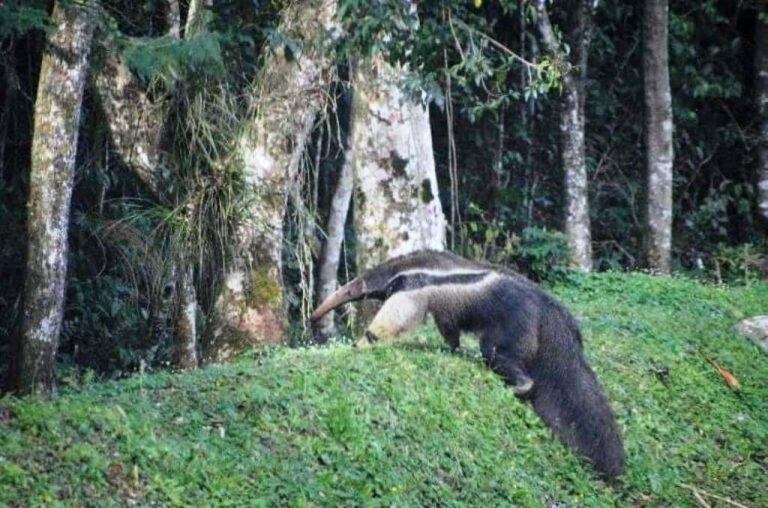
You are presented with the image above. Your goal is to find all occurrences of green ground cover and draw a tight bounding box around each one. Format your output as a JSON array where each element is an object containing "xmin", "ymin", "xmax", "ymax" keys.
[{"xmin": 1, "ymin": 273, "xmax": 767, "ymax": 506}]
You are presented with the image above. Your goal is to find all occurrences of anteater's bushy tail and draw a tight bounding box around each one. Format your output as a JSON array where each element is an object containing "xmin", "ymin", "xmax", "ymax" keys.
[{"xmin": 530, "ymin": 311, "xmax": 625, "ymax": 479}]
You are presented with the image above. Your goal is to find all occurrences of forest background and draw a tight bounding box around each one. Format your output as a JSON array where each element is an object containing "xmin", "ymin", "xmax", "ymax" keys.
[{"xmin": 1, "ymin": 0, "xmax": 767, "ymax": 395}]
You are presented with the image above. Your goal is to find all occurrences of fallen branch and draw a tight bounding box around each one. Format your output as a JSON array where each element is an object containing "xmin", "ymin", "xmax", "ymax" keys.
[{"xmin": 681, "ymin": 484, "xmax": 750, "ymax": 508}]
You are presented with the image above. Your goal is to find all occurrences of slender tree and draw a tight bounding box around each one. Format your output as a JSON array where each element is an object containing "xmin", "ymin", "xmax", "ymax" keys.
[
  {"xmin": 12, "ymin": 1, "xmax": 95, "ymax": 395},
  {"xmin": 315, "ymin": 139, "xmax": 354, "ymax": 339},
  {"xmin": 535, "ymin": 0, "xmax": 594, "ymax": 271},
  {"xmin": 756, "ymin": 12, "xmax": 768, "ymax": 225},
  {"xmin": 203, "ymin": 0, "xmax": 337, "ymax": 361},
  {"xmin": 167, "ymin": 0, "xmax": 181, "ymax": 38},
  {"xmin": 169, "ymin": 0, "xmax": 208, "ymax": 370},
  {"xmin": 176, "ymin": 265, "xmax": 198, "ymax": 369},
  {"xmin": 643, "ymin": 0, "xmax": 674, "ymax": 273}
]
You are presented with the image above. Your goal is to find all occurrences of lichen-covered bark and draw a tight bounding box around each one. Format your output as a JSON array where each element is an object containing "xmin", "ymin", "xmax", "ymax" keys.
[
  {"xmin": 561, "ymin": 84, "xmax": 592, "ymax": 271},
  {"xmin": 203, "ymin": 0, "xmax": 337, "ymax": 362},
  {"xmin": 167, "ymin": 0, "xmax": 181, "ymax": 39},
  {"xmin": 315, "ymin": 148, "xmax": 354, "ymax": 339},
  {"xmin": 643, "ymin": 0, "xmax": 674, "ymax": 274},
  {"xmin": 351, "ymin": 56, "xmax": 447, "ymax": 275},
  {"xmin": 13, "ymin": 1, "xmax": 94, "ymax": 395},
  {"xmin": 173, "ymin": 201, "xmax": 200, "ymax": 369},
  {"xmin": 176, "ymin": 265, "xmax": 198, "ymax": 369},
  {"xmin": 756, "ymin": 14, "xmax": 768, "ymax": 225},
  {"xmin": 92, "ymin": 31, "xmax": 169, "ymax": 198},
  {"xmin": 536, "ymin": 0, "xmax": 593, "ymax": 271}
]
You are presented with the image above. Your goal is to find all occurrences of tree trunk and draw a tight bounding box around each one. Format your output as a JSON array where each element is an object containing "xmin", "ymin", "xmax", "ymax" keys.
[
  {"xmin": 144, "ymin": 264, "xmax": 177, "ymax": 365},
  {"xmin": 175, "ymin": 265, "xmax": 198, "ymax": 369},
  {"xmin": 535, "ymin": 0, "xmax": 593, "ymax": 271},
  {"xmin": 12, "ymin": 1, "xmax": 94, "ymax": 395},
  {"xmin": 643, "ymin": 0, "xmax": 674, "ymax": 273},
  {"xmin": 203, "ymin": 0, "xmax": 337, "ymax": 362},
  {"xmin": 166, "ymin": 0, "xmax": 207, "ymax": 369},
  {"xmin": 184, "ymin": 0, "xmax": 209, "ymax": 38},
  {"xmin": 756, "ymin": 14, "xmax": 768, "ymax": 225},
  {"xmin": 351, "ymin": 56, "xmax": 447, "ymax": 273},
  {"xmin": 167, "ymin": 0, "xmax": 181, "ymax": 39},
  {"xmin": 315, "ymin": 144, "xmax": 354, "ymax": 339},
  {"xmin": 92, "ymin": 28, "xmax": 170, "ymax": 199}
]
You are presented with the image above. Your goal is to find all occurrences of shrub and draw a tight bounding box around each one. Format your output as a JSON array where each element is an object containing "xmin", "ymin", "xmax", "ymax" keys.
[{"xmin": 458, "ymin": 212, "xmax": 571, "ymax": 283}]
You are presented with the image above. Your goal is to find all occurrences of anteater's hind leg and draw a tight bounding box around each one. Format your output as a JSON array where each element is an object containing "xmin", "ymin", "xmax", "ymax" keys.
[
  {"xmin": 356, "ymin": 292, "xmax": 428, "ymax": 347},
  {"xmin": 480, "ymin": 326, "xmax": 537, "ymax": 396}
]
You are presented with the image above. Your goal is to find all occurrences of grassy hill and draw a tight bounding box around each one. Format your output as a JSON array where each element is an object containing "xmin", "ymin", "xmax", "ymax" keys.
[{"xmin": 1, "ymin": 273, "xmax": 767, "ymax": 507}]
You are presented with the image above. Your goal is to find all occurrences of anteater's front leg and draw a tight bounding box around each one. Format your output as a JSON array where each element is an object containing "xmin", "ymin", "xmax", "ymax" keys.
[
  {"xmin": 355, "ymin": 292, "xmax": 428, "ymax": 347},
  {"xmin": 435, "ymin": 316, "xmax": 461, "ymax": 351}
]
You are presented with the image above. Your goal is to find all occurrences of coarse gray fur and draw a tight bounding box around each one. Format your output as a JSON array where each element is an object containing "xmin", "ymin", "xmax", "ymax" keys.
[{"xmin": 311, "ymin": 250, "xmax": 625, "ymax": 479}]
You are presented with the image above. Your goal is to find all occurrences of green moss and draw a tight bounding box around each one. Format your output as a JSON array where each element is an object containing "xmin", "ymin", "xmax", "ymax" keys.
[
  {"xmin": 356, "ymin": 189, "xmax": 366, "ymax": 210},
  {"xmin": 248, "ymin": 266, "xmax": 282, "ymax": 308},
  {"xmin": 419, "ymin": 178, "xmax": 434, "ymax": 203}
]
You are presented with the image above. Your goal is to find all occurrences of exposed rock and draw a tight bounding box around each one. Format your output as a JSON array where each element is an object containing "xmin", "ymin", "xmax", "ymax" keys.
[{"xmin": 736, "ymin": 316, "xmax": 768, "ymax": 352}]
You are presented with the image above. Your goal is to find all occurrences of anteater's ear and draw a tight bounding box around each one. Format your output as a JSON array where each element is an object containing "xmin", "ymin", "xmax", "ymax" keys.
[{"xmin": 311, "ymin": 277, "xmax": 367, "ymax": 321}]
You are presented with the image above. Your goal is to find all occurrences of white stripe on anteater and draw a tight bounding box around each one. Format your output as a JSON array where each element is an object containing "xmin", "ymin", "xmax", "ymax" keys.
[
  {"xmin": 385, "ymin": 268, "xmax": 489, "ymax": 284},
  {"xmin": 365, "ymin": 271, "xmax": 501, "ymax": 342}
]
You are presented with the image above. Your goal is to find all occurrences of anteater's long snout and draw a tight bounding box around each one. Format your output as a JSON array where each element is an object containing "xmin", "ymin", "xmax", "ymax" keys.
[{"xmin": 311, "ymin": 278, "xmax": 367, "ymax": 321}]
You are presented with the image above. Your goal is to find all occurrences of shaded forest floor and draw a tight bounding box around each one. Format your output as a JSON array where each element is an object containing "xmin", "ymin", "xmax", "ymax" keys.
[{"xmin": 1, "ymin": 274, "xmax": 767, "ymax": 506}]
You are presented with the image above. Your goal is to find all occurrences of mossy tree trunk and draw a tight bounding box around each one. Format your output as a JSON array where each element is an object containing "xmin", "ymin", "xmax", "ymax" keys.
[
  {"xmin": 535, "ymin": 0, "xmax": 594, "ymax": 272},
  {"xmin": 351, "ymin": 56, "xmax": 447, "ymax": 276},
  {"xmin": 203, "ymin": 0, "xmax": 337, "ymax": 362},
  {"xmin": 643, "ymin": 0, "xmax": 674, "ymax": 273},
  {"xmin": 12, "ymin": 1, "xmax": 95, "ymax": 396}
]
